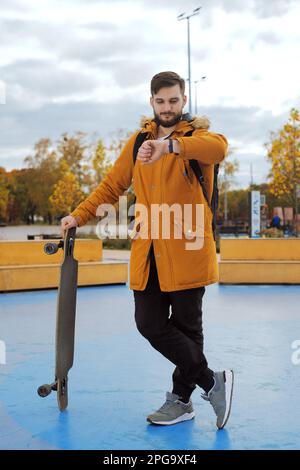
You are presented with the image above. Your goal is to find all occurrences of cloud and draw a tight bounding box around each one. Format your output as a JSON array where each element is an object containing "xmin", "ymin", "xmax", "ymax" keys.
[
  {"xmin": 60, "ymin": 34, "xmax": 145, "ymax": 64},
  {"xmin": 207, "ymin": 105, "xmax": 287, "ymax": 144},
  {"xmin": 253, "ymin": 0, "xmax": 294, "ymax": 18},
  {"xmin": 0, "ymin": 14, "xmax": 178, "ymax": 86},
  {"xmin": 0, "ymin": 0, "xmax": 299, "ymax": 190},
  {"xmin": 0, "ymin": 98, "xmax": 148, "ymax": 163},
  {"xmin": 94, "ymin": 59, "xmax": 158, "ymax": 89},
  {"xmin": 138, "ymin": 0, "xmax": 294, "ymax": 18},
  {"xmin": 255, "ymin": 31, "xmax": 281, "ymax": 44},
  {"xmin": 0, "ymin": 0, "xmax": 28, "ymax": 12},
  {"xmin": 0, "ymin": 80, "xmax": 6, "ymax": 104},
  {"xmin": 2, "ymin": 59, "xmax": 99, "ymax": 100},
  {"xmin": 0, "ymin": 18, "xmax": 75, "ymax": 49}
]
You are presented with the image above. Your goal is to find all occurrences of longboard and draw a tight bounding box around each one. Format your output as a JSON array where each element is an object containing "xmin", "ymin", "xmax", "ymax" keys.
[{"xmin": 37, "ymin": 227, "xmax": 78, "ymax": 411}]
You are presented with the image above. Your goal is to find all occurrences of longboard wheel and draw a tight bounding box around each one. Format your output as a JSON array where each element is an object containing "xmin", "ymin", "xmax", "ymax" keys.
[
  {"xmin": 44, "ymin": 240, "xmax": 63, "ymax": 255},
  {"xmin": 44, "ymin": 242, "xmax": 59, "ymax": 255},
  {"xmin": 37, "ymin": 384, "xmax": 52, "ymax": 397}
]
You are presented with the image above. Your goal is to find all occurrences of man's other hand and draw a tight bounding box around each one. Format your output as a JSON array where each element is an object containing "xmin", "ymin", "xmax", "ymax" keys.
[{"xmin": 60, "ymin": 215, "xmax": 78, "ymax": 238}]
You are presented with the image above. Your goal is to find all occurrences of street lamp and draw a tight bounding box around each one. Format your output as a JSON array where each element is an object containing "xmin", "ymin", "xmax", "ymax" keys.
[{"xmin": 177, "ymin": 7, "xmax": 202, "ymax": 114}]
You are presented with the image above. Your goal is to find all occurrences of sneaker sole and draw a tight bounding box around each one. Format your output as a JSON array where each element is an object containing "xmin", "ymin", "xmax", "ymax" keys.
[
  {"xmin": 218, "ymin": 369, "xmax": 234, "ymax": 429},
  {"xmin": 147, "ymin": 411, "xmax": 195, "ymax": 426}
]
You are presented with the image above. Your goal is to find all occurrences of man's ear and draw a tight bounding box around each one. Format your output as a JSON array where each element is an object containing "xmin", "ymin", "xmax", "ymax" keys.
[
  {"xmin": 150, "ymin": 96, "xmax": 154, "ymax": 107},
  {"xmin": 183, "ymin": 94, "xmax": 187, "ymax": 107}
]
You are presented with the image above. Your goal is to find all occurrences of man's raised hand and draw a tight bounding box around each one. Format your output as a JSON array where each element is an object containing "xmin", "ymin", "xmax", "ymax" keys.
[{"xmin": 137, "ymin": 140, "xmax": 168, "ymax": 165}]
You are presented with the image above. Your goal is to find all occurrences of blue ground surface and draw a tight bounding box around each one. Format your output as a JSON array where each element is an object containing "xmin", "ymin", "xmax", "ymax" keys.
[{"xmin": 0, "ymin": 283, "xmax": 300, "ymax": 450}]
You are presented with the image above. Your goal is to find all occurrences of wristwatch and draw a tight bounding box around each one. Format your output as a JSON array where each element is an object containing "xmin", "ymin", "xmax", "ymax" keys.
[{"xmin": 168, "ymin": 139, "xmax": 174, "ymax": 153}]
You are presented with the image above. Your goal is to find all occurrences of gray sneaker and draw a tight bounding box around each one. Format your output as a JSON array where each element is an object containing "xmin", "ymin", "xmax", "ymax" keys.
[
  {"xmin": 201, "ymin": 370, "xmax": 234, "ymax": 429},
  {"xmin": 147, "ymin": 392, "xmax": 195, "ymax": 426}
]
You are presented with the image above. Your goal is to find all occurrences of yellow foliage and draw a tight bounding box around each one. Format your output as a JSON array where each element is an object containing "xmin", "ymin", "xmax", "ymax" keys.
[
  {"xmin": 0, "ymin": 185, "xmax": 9, "ymax": 220},
  {"xmin": 91, "ymin": 139, "xmax": 112, "ymax": 188},
  {"xmin": 266, "ymin": 108, "xmax": 300, "ymax": 206},
  {"xmin": 49, "ymin": 172, "xmax": 84, "ymax": 215}
]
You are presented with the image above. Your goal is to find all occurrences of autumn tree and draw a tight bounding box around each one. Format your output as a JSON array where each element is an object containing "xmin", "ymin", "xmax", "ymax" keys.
[
  {"xmin": 24, "ymin": 138, "xmax": 61, "ymax": 223},
  {"xmin": 1, "ymin": 128, "xmax": 152, "ymax": 225},
  {"xmin": 0, "ymin": 167, "xmax": 9, "ymax": 222},
  {"xmin": 6, "ymin": 168, "xmax": 39, "ymax": 224},
  {"xmin": 57, "ymin": 132, "xmax": 91, "ymax": 190},
  {"xmin": 90, "ymin": 139, "xmax": 112, "ymax": 190},
  {"xmin": 266, "ymin": 108, "xmax": 300, "ymax": 227},
  {"xmin": 49, "ymin": 169, "xmax": 84, "ymax": 217},
  {"xmin": 219, "ymin": 189, "xmax": 249, "ymax": 223}
]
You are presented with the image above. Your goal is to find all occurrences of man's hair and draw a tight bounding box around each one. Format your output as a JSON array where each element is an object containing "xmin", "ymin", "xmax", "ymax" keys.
[{"xmin": 150, "ymin": 71, "xmax": 185, "ymax": 96}]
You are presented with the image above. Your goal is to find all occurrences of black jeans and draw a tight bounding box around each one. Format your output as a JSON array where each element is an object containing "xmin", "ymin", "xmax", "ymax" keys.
[{"xmin": 133, "ymin": 245, "xmax": 214, "ymax": 402}]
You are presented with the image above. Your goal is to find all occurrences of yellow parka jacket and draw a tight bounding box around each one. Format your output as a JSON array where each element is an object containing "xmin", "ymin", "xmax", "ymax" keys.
[{"xmin": 70, "ymin": 115, "xmax": 228, "ymax": 292}]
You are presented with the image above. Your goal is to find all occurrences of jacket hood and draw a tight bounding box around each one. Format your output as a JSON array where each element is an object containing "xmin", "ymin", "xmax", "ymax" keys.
[{"xmin": 140, "ymin": 113, "xmax": 211, "ymax": 133}]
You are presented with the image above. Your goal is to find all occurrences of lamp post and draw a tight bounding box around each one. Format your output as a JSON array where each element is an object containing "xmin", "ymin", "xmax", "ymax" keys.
[{"xmin": 177, "ymin": 7, "xmax": 202, "ymax": 114}]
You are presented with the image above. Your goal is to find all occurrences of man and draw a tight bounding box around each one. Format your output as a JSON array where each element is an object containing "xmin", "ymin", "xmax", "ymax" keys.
[
  {"xmin": 270, "ymin": 214, "xmax": 281, "ymax": 229},
  {"xmin": 61, "ymin": 71, "xmax": 234, "ymax": 429}
]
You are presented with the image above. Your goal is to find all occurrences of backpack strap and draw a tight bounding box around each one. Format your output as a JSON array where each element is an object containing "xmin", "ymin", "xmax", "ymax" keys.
[
  {"xmin": 184, "ymin": 129, "xmax": 220, "ymax": 240},
  {"xmin": 210, "ymin": 164, "xmax": 220, "ymax": 239},
  {"xmin": 130, "ymin": 132, "xmax": 148, "ymax": 228},
  {"xmin": 133, "ymin": 132, "xmax": 148, "ymax": 164},
  {"xmin": 183, "ymin": 130, "xmax": 212, "ymax": 209}
]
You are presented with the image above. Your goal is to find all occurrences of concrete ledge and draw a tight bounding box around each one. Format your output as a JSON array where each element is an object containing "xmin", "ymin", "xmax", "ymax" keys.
[
  {"xmin": 220, "ymin": 238, "xmax": 300, "ymax": 261},
  {"xmin": 219, "ymin": 260, "xmax": 300, "ymax": 284},
  {"xmin": 0, "ymin": 261, "xmax": 128, "ymax": 292},
  {"xmin": 0, "ymin": 239, "xmax": 103, "ymax": 265}
]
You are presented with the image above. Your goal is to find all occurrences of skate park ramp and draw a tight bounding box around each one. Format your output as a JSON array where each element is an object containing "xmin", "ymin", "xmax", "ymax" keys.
[{"xmin": 0, "ymin": 283, "xmax": 300, "ymax": 450}]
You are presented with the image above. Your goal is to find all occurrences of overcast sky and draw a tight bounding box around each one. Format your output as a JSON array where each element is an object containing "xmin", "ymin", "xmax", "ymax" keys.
[{"xmin": 1, "ymin": 0, "xmax": 300, "ymax": 188}]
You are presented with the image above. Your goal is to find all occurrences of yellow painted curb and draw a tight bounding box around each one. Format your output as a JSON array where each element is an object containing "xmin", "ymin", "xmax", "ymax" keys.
[
  {"xmin": 0, "ymin": 261, "xmax": 128, "ymax": 292},
  {"xmin": 0, "ymin": 239, "xmax": 103, "ymax": 265}
]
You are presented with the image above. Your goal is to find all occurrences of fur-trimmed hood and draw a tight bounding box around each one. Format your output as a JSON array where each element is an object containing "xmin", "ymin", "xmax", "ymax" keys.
[{"xmin": 140, "ymin": 113, "xmax": 210, "ymax": 133}]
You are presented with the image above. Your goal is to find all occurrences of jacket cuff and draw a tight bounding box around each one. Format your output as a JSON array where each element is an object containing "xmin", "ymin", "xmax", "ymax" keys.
[
  {"xmin": 175, "ymin": 137, "xmax": 187, "ymax": 159},
  {"xmin": 70, "ymin": 211, "xmax": 84, "ymax": 227}
]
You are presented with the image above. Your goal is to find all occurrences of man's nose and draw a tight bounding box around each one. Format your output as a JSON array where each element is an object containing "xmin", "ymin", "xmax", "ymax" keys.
[{"xmin": 162, "ymin": 104, "xmax": 172, "ymax": 113}]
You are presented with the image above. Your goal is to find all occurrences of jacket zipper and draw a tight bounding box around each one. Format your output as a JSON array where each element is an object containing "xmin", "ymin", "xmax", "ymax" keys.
[{"xmin": 161, "ymin": 153, "xmax": 175, "ymax": 288}]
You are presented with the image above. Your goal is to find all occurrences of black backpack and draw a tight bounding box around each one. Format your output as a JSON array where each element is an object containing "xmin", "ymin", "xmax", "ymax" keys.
[{"xmin": 132, "ymin": 130, "xmax": 219, "ymax": 240}]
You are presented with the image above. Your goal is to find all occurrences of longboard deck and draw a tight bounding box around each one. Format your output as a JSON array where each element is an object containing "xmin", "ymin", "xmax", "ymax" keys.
[{"xmin": 37, "ymin": 227, "xmax": 78, "ymax": 411}]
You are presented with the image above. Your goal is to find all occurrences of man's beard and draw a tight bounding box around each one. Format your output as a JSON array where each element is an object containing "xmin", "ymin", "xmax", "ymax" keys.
[{"xmin": 154, "ymin": 111, "xmax": 183, "ymax": 128}]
